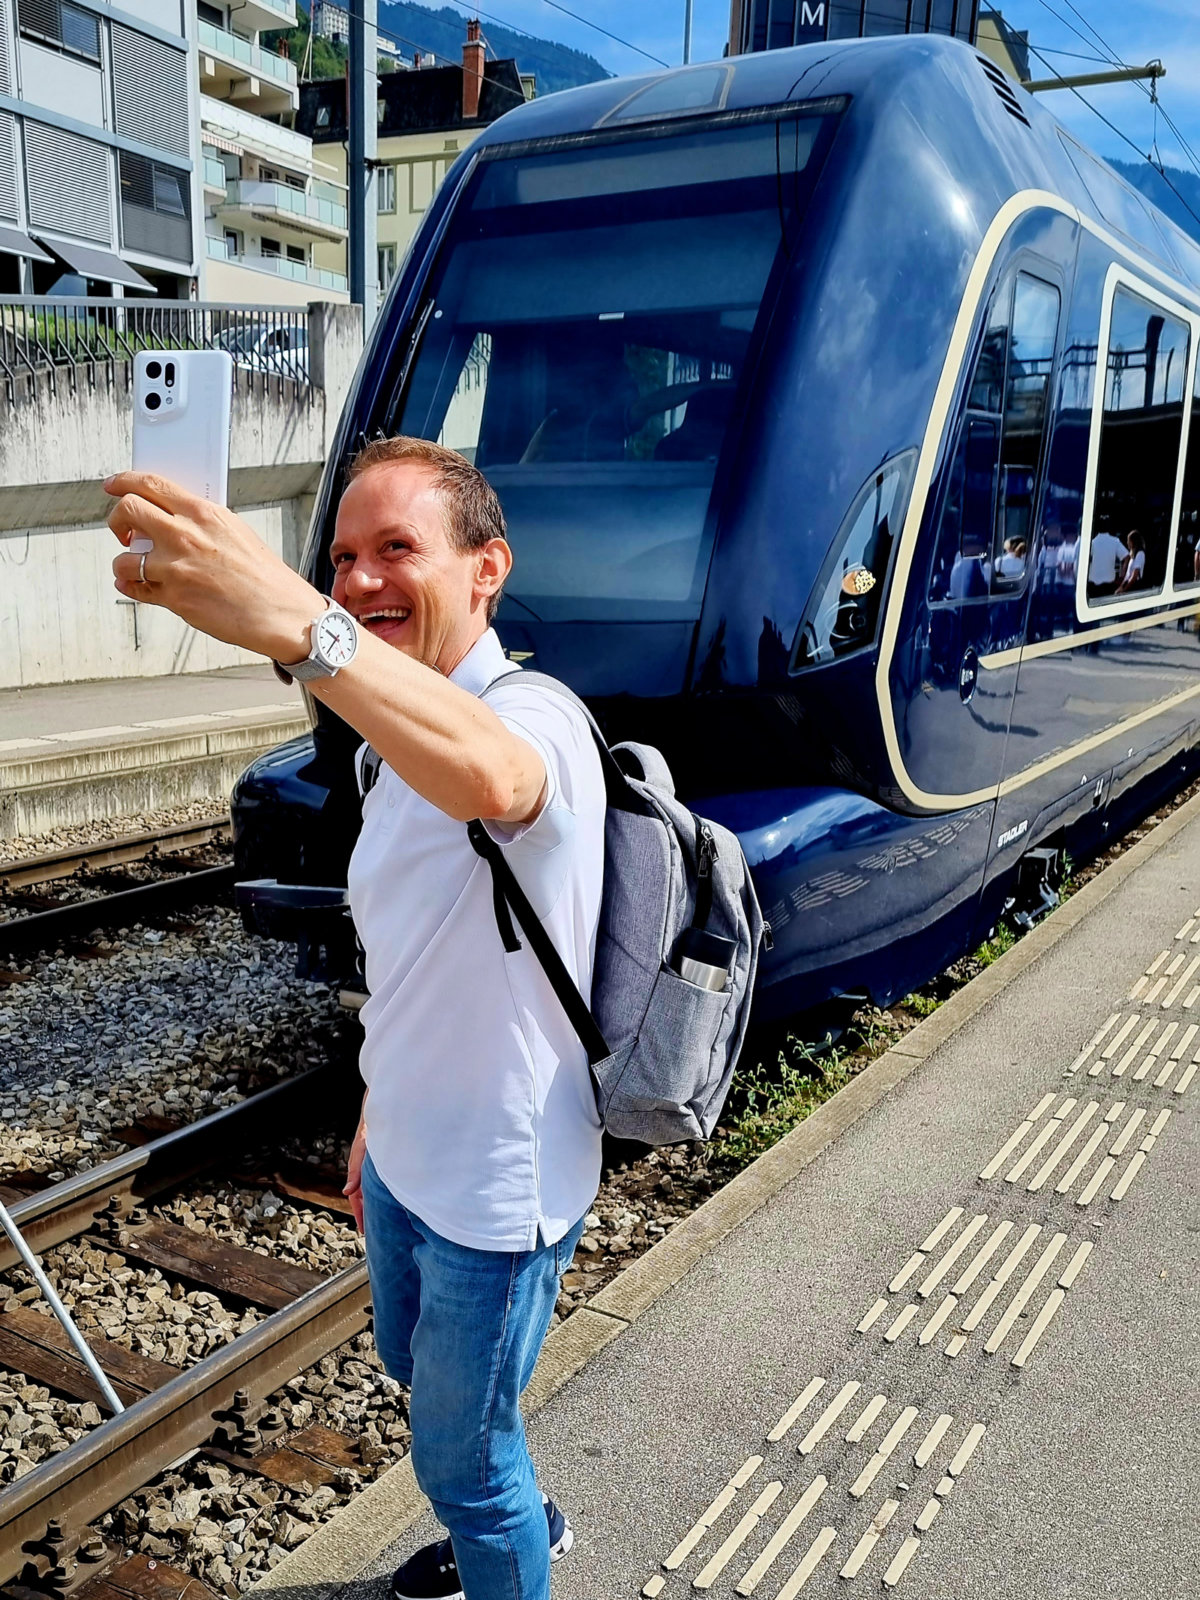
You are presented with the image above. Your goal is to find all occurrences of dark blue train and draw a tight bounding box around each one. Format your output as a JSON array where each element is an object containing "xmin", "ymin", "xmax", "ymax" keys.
[{"xmin": 234, "ymin": 33, "xmax": 1200, "ymax": 1021}]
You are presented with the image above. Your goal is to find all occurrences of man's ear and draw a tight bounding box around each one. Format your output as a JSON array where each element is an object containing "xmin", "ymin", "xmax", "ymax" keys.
[{"xmin": 475, "ymin": 537, "xmax": 513, "ymax": 605}]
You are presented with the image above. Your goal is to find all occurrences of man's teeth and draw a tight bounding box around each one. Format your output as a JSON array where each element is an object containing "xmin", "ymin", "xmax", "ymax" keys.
[{"xmin": 363, "ymin": 609, "xmax": 410, "ymax": 622}]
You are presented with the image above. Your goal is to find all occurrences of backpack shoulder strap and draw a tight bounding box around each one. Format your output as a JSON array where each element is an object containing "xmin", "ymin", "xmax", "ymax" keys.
[
  {"xmin": 471, "ymin": 666, "xmax": 616, "ymax": 1067},
  {"xmin": 466, "ymin": 819, "xmax": 610, "ymax": 1068},
  {"xmin": 479, "ymin": 668, "xmax": 638, "ymax": 810}
]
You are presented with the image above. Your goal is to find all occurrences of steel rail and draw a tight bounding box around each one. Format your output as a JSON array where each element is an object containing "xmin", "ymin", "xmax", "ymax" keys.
[
  {"xmin": 0, "ymin": 819, "xmax": 231, "ymax": 892},
  {"xmin": 0, "ymin": 1262, "xmax": 371, "ymax": 1582},
  {"xmin": 0, "ymin": 1064, "xmax": 341, "ymax": 1271},
  {"xmin": 0, "ymin": 863, "xmax": 237, "ymax": 955}
]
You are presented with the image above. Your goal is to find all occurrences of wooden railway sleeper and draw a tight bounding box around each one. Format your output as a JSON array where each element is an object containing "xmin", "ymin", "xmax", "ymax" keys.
[{"xmin": 0, "ymin": 1264, "xmax": 371, "ymax": 1585}]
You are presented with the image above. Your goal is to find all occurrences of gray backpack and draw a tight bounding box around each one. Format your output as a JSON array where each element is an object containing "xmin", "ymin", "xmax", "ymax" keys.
[{"xmin": 469, "ymin": 672, "xmax": 766, "ymax": 1146}]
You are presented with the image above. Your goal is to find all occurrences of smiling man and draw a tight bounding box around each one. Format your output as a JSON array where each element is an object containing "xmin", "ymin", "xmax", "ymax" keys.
[{"xmin": 105, "ymin": 436, "xmax": 606, "ymax": 1600}]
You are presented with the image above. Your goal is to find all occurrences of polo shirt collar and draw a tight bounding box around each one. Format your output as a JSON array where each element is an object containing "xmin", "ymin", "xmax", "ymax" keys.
[{"xmin": 448, "ymin": 628, "xmax": 512, "ymax": 696}]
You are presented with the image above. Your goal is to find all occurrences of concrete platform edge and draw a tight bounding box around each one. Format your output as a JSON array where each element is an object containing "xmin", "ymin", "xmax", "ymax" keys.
[{"xmin": 251, "ymin": 782, "xmax": 1200, "ymax": 1597}]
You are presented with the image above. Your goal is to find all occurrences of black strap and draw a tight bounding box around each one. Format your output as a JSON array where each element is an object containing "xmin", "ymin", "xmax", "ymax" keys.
[{"xmin": 467, "ymin": 819, "xmax": 611, "ymax": 1068}]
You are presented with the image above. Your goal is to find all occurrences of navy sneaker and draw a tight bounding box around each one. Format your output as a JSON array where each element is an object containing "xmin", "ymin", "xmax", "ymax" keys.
[{"xmin": 390, "ymin": 1495, "xmax": 574, "ymax": 1600}]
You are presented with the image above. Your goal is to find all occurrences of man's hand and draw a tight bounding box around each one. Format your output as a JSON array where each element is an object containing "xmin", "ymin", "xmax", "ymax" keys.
[
  {"xmin": 105, "ymin": 472, "xmax": 321, "ymax": 664},
  {"xmin": 343, "ymin": 1113, "xmax": 368, "ymax": 1234}
]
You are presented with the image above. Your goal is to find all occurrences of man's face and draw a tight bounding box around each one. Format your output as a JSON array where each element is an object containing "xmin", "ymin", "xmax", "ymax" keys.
[{"xmin": 330, "ymin": 461, "xmax": 492, "ymax": 674}]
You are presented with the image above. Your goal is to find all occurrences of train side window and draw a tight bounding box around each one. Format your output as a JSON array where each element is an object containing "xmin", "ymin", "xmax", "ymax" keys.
[
  {"xmin": 1171, "ymin": 362, "xmax": 1200, "ymax": 589},
  {"xmin": 1087, "ymin": 285, "xmax": 1190, "ymax": 605},
  {"xmin": 790, "ymin": 451, "xmax": 917, "ymax": 671},
  {"xmin": 991, "ymin": 275, "xmax": 1060, "ymax": 594},
  {"xmin": 930, "ymin": 269, "xmax": 1059, "ymax": 603}
]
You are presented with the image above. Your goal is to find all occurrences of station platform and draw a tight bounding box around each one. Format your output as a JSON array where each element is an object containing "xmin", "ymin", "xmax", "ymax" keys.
[
  {"xmin": 260, "ymin": 792, "xmax": 1200, "ymax": 1600},
  {"xmin": 0, "ymin": 666, "xmax": 307, "ymax": 842}
]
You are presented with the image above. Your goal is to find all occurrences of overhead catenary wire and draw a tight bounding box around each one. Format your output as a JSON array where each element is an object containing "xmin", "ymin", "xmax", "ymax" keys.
[
  {"xmin": 320, "ymin": 0, "xmax": 530, "ymax": 107},
  {"xmin": 1030, "ymin": 0, "xmax": 1200, "ymax": 183},
  {"xmin": 540, "ymin": 0, "xmax": 668, "ymax": 67},
  {"xmin": 314, "ymin": 0, "xmax": 635, "ymax": 110},
  {"xmin": 1025, "ymin": 41, "xmax": 1200, "ymax": 234}
]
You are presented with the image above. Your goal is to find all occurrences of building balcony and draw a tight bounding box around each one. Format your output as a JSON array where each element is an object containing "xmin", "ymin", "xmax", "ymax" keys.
[
  {"xmin": 200, "ymin": 95, "xmax": 313, "ymax": 180},
  {"xmin": 198, "ymin": 20, "xmax": 298, "ymax": 117},
  {"xmin": 218, "ymin": 178, "xmax": 347, "ymax": 241},
  {"xmin": 208, "ymin": 236, "xmax": 347, "ymax": 294},
  {"xmin": 203, "ymin": 156, "xmax": 228, "ymax": 196},
  {"xmin": 236, "ymin": 0, "xmax": 299, "ymax": 31}
]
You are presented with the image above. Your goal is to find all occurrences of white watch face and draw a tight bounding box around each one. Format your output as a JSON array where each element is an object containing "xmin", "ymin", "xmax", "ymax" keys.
[{"xmin": 316, "ymin": 610, "xmax": 357, "ymax": 666}]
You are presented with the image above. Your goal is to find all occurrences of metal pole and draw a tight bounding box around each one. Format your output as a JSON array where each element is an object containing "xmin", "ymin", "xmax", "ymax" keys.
[
  {"xmin": 348, "ymin": 0, "xmax": 378, "ymax": 331},
  {"xmin": 0, "ymin": 1199, "xmax": 125, "ymax": 1415},
  {"xmin": 683, "ymin": 0, "xmax": 693, "ymax": 63},
  {"xmin": 1026, "ymin": 60, "xmax": 1165, "ymax": 94}
]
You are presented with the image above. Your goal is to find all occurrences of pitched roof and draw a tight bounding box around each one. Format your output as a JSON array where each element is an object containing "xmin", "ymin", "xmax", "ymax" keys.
[{"xmin": 297, "ymin": 58, "xmax": 525, "ymax": 144}]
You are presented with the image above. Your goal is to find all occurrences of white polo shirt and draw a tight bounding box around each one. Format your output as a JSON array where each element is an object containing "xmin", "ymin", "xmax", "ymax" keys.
[{"xmin": 347, "ymin": 628, "xmax": 605, "ymax": 1252}]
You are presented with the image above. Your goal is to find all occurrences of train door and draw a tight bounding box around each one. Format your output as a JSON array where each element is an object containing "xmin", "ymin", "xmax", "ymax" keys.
[{"xmin": 911, "ymin": 263, "xmax": 1063, "ymax": 803}]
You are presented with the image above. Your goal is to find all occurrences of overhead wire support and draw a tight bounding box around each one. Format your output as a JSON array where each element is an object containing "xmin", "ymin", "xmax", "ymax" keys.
[
  {"xmin": 1026, "ymin": 60, "xmax": 1165, "ymax": 95},
  {"xmin": 1024, "ymin": 43, "xmax": 1200, "ymax": 235}
]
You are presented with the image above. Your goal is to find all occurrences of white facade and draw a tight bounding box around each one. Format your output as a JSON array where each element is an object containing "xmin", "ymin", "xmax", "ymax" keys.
[
  {"xmin": 197, "ymin": 0, "xmax": 349, "ymax": 303},
  {"xmin": 0, "ymin": 0, "xmax": 202, "ymax": 297}
]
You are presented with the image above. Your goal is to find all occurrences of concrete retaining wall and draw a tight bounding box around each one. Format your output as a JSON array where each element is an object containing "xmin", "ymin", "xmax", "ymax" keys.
[
  {"xmin": 0, "ymin": 303, "xmax": 362, "ymax": 691},
  {"xmin": 0, "ymin": 707, "xmax": 310, "ymax": 840}
]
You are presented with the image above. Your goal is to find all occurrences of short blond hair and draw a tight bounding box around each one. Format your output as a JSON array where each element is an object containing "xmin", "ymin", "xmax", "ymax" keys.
[{"xmin": 345, "ymin": 436, "xmax": 508, "ymax": 622}]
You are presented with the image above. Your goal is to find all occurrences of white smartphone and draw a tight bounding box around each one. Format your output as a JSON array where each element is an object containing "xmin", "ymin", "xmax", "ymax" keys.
[{"xmin": 130, "ymin": 350, "xmax": 233, "ymax": 553}]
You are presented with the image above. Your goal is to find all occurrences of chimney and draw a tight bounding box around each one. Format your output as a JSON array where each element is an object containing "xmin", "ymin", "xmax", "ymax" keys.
[{"xmin": 462, "ymin": 18, "xmax": 484, "ymax": 120}]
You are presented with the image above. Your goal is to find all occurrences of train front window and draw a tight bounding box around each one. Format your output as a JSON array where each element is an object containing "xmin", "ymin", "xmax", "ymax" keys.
[{"xmin": 391, "ymin": 112, "xmax": 838, "ymax": 622}]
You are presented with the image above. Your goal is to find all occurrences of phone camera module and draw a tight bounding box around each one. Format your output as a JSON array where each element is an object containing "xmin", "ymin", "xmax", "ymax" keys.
[
  {"xmin": 145, "ymin": 360, "xmax": 161, "ymax": 380},
  {"xmin": 145, "ymin": 392, "xmax": 162, "ymax": 411},
  {"xmin": 164, "ymin": 363, "xmax": 176, "ymax": 388}
]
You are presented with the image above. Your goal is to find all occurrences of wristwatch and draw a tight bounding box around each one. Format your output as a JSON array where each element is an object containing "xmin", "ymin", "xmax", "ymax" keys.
[{"xmin": 273, "ymin": 599, "xmax": 359, "ymax": 685}]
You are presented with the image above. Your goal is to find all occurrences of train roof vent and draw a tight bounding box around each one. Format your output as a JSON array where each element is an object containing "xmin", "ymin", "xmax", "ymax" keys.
[{"xmin": 976, "ymin": 55, "xmax": 1031, "ymax": 128}]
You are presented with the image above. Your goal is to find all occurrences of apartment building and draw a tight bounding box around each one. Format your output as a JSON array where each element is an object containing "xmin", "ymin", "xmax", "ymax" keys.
[
  {"xmin": 198, "ymin": 0, "xmax": 348, "ymax": 304},
  {"xmin": 297, "ymin": 24, "xmax": 526, "ymax": 301},
  {"xmin": 0, "ymin": 0, "xmax": 201, "ymax": 296}
]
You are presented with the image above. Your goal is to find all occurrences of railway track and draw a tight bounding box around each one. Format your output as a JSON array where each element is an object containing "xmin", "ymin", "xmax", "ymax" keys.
[
  {"xmin": 0, "ymin": 821, "xmax": 231, "ymax": 893},
  {"xmin": 0, "ymin": 1069, "xmax": 371, "ymax": 1595},
  {"xmin": 0, "ymin": 821, "xmax": 236, "ymax": 955}
]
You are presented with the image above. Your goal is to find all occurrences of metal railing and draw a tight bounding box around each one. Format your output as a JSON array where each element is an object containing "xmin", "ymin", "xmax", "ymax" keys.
[
  {"xmin": 223, "ymin": 178, "xmax": 347, "ymax": 232},
  {"xmin": 197, "ymin": 20, "xmax": 297, "ymax": 89},
  {"xmin": 0, "ymin": 298, "xmax": 314, "ymax": 406},
  {"xmin": 217, "ymin": 248, "xmax": 349, "ymax": 293}
]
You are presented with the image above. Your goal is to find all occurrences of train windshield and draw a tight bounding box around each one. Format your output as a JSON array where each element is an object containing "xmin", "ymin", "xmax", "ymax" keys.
[{"xmin": 391, "ymin": 112, "xmax": 838, "ymax": 621}]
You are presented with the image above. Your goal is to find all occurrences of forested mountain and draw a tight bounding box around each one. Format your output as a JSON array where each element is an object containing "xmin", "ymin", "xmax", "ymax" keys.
[
  {"xmin": 379, "ymin": 3, "xmax": 610, "ymax": 95},
  {"xmin": 273, "ymin": 3, "xmax": 610, "ymax": 94}
]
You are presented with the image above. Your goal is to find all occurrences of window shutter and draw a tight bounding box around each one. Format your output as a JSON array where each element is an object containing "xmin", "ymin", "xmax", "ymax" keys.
[
  {"xmin": 0, "ymin": 114, "xmax": 18, "ymax": 222},
  {"xmin": 25, "ymin": 121, "xmax": 113, "ymax": 242},
  {"xmin": 0, "ymin": 0, "xmax": 12, "ymax": 95},
  {"xmin": 112, "ymin": 23, "xmax": 190, "ymax": 159}
]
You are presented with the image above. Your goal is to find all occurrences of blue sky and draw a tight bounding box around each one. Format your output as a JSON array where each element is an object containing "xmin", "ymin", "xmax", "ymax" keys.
[{"xmin": 465, "ymin": 2, "xmax": 1199, "ymax": 177}]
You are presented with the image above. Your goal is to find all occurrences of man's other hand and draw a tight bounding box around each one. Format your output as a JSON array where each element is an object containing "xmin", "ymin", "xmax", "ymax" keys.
[{"xmin": 344, "ymin": 1114, "xmax": 368, "ymax": 1234}]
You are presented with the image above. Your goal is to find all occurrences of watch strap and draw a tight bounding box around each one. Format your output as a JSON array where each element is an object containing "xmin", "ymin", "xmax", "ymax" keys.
[{"xmin": 273, "ymin": 598, "xmax": 355, "ymax": 684}]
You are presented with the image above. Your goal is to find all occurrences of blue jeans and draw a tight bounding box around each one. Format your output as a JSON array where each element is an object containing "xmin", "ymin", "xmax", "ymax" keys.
[{"xmin": 361, "ymin": 1152, "xmax": 586, "ymax": 1600}]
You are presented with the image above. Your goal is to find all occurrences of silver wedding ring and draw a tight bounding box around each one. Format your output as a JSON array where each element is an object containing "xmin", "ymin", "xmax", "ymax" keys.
[{"xmin": 138, "ymin": 551, "xmax": 148, "ymax": 584}]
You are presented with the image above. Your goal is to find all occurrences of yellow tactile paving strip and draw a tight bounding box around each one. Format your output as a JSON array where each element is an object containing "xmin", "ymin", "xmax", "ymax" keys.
[
  {"xmin": 638, "ymin": 896, "xmax": 1187, "ymax": 1597},
  {"xmin": 640, "ymin": 1405, "xmax": 988, "ymax": 1597}
]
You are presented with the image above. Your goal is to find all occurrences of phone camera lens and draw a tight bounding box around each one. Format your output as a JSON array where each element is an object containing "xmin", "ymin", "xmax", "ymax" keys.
[
  {"xmin": 164, "ymin": 363, "xmax": 175, "ymax": 388},
  {"xmin": 146, "ymin": 360, "xmax": 161, "ymax": 380},
  {"xmin": 145, "ymin": 392, "xmax": 162, "ymax": 411}
]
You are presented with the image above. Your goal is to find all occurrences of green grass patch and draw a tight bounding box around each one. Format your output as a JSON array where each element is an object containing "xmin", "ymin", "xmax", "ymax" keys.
[{"xmin": 972, "ymin": 921, "xmax": 1017, "ymax": 966}]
